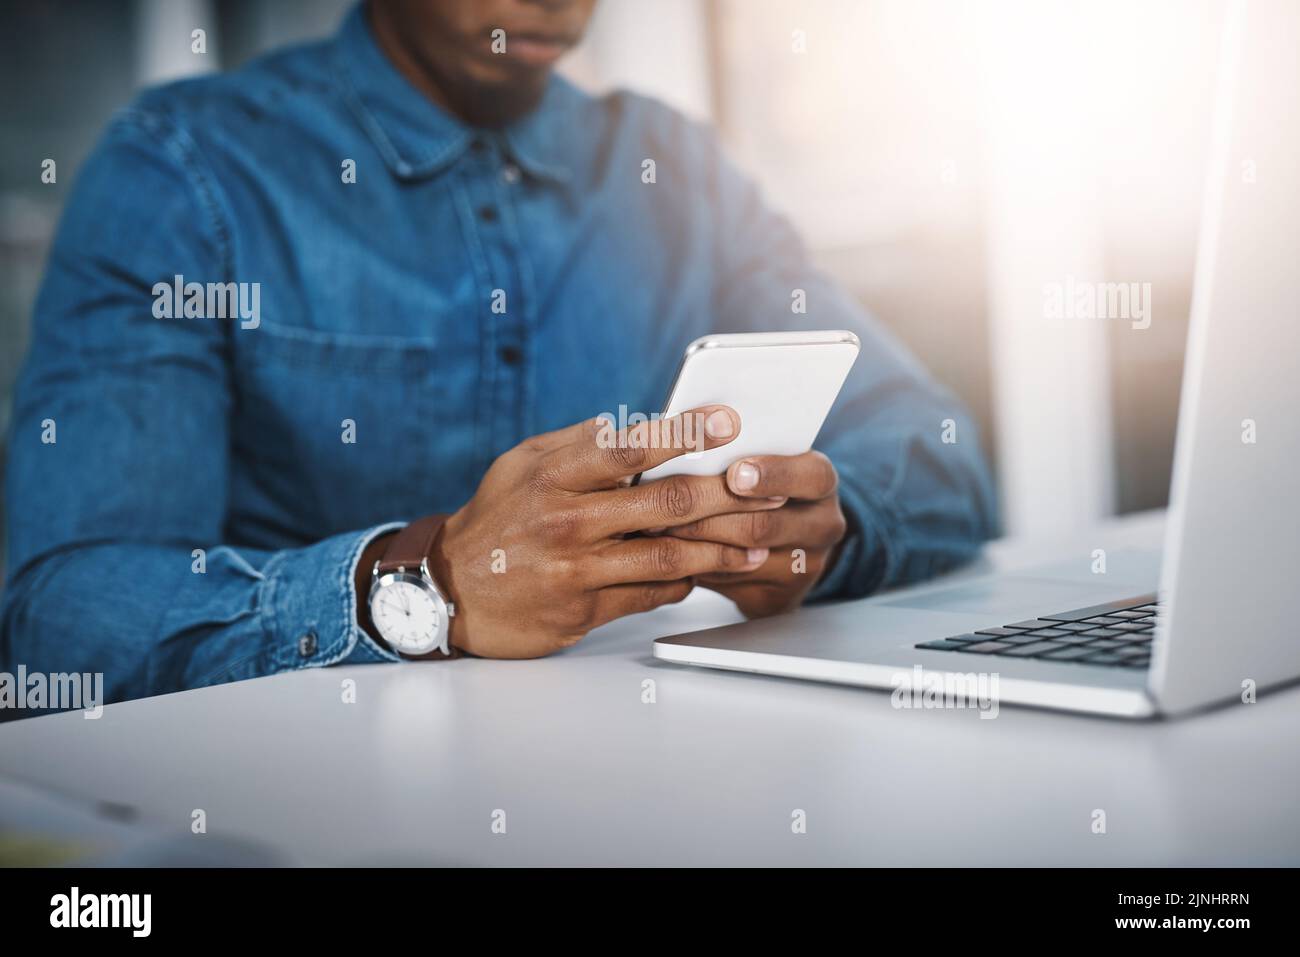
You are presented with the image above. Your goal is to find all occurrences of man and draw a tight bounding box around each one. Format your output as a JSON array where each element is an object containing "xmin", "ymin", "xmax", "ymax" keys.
[{"xmin": 1, "ymin": 0, "xmax": 995, "ymax": 704}]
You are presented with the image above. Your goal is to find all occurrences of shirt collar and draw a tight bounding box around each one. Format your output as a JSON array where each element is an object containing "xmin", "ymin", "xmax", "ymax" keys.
[
  {"xmin": 502, "ymin": 76, "xmax": 580, "ymax": 184},
  {"xmin": 332, "ymin": 3, "xmax": 575, "ymax": 184}
]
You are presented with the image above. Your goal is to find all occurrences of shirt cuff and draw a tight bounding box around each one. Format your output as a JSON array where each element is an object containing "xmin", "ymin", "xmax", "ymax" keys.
[
  {"xmin": 261, "ymin": 522, "xmax": 405, "ymax": 672},
  {"xmin": 345, "ymin": 522, "xmax": 407, "ymax": 663},
  {"xmin": 805, "ymin": 474, "xmax": 889, "ymax": 602}
]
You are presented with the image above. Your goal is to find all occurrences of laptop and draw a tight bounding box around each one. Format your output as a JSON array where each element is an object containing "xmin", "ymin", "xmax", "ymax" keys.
[{"xmin": 654, "ymin": 0, "xmax": 1299, "ymax": 718}]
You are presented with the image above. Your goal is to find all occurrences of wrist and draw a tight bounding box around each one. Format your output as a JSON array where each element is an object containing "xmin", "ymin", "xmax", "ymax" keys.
[
  {"xmin": 355, "ymin": 529, "xmax": 400, "ymax": 651},
  {"xmin": 362, "ymin": 515, "xmax": 458, "ymax": 659},
  {"xmin": 426, "ymin": 512, "xmax": 462, "ymax": 651}
]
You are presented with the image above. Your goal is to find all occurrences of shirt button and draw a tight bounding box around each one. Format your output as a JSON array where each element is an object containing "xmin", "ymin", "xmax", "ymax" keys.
[
  {"xmin": 501, "ymin": 163, "xmax": 521, "ymax": 184},
  {"xmin": 478, "ymin": 205, "xmax": 498, "ymax": 222},
  {"xmin": 469, "ymin": 138, "xmax": 488, "ymax": 154},
  {"xmin": 297, "ymin": 632, "xmax": 318, "ymax": 658},
  {"xmin": 500, "ymin": 345, "xmax": 523, "ymax": 366}
]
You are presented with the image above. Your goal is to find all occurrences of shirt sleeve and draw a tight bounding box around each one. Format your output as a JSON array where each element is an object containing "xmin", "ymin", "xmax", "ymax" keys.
[
  {"xmin": 0, "ymin": 108, "xmax": 398, "ymax": 707},
  {"xmin": 700, "ymin": 126, "xmax": 998, "ymax": 600}
]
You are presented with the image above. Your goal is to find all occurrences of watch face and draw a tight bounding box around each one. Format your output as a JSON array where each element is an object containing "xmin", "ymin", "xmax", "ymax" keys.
[{"xmin": 371, "ymin": 577, "xmax": 443, "ymax": 654}]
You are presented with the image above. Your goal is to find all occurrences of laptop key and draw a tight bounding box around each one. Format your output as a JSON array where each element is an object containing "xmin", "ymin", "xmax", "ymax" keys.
[
  {"xmin": 1080, "ymin": 627, "xmax": 1124, "ymax": 638},
  {"xmin": 1087, "ymin": 639, "xmax": 1131, "ymax": 650},
  {"xmin": 1043, "ymin": 633, "xmax": 1096, "ymax": 643},
  {"xmin": 1110, "ymin": 610, "xmax": 1149, "ymax": 620},
  {"xmin": 1040, "ymin": 595, "xmax": 1158, "ymax": 622},
  {"xmin": 1026, "ymin": 628, "xmax": 1072, "ymax": 638},
  {"xmin": 975, "ymin": 627, "xmax": 1026, "ymax": 637},
  {"xmin": 1111, "ymin": 622, "xmax": 1150, "ymax": 632},
  {"xmin": 995, "ymin": 633, "xmax": 1050, "ymax": 644},
  {"xmin": 917, "ymin": 639, "xmax": 980, "ymax": 651},
  {"xmin": 1004, "ymin": 619, "xmax": 1059, "ymax": 630},
  {"xmin": 1041, "ymin": 646, "xmax": 1097, "ymax": 661},
  {"xmin": 954, "ymin": 641, "xmax": 1015, "ymax": 654},
  {"xmin": 942, "ymin": 633, "xmax": 984, "ymax": 643},
  {"xmin": 1084, "ymin": 615, "xmax": 1127, "ymax": 626},
  {"xmin": 1055, "ymin": 622, "xmax": 1097, "ymax": 632},
  {"xmin": 998, "ymin": 641, "xmax": 1064, "ymax": 657},
  {"xmin": 1081, "ymin": 651, "xmax": 1127, "ymax": 665}
]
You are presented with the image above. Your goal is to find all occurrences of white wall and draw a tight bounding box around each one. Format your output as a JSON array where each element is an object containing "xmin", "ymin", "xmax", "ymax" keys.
[
  {"xmin": 135, "ymin": 0, "xmax": 218, "ymax": 85},
  {"xmin": 561, "ymin": 0, "xmax": 713, "ymax": 122}
]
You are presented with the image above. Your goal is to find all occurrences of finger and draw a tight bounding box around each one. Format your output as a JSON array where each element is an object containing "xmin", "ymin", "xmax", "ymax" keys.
[
  {"xmin": 698, "ymin": 578, "xmax": 805, "ymax": 618},
  {"xmin": 726, "ymin": 450, "xmax": 838, "ymax": 501},
  {"xmin": 697, "ymin": 545, "xmax": 824, "ymax": 586},
  {"xmin": 585, "ymin": 472, "xmax": 786, "ymax": 537},
  {"xmin": 664, "ymin": 500, "xmax": 845, "ymax": 549},
  {"xmin": 520, "ymin": 416, "xmax": 602, "ymax": 454},
  {"xmin": 592, "ymin": 536, "xmax": 769, "ymax": 585},
  {"xmin": 589, "ymin": 578, "xmax": 694, "ymax": 628},
  {"xmin": 546, "ymin": 405, "xmax": 740, "ymax": 491}
]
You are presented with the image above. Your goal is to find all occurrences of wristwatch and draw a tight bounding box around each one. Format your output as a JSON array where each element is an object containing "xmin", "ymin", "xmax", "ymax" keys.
[{"xmin": 367, "ymin": 515, "xmax": 457, "ymax": 659}]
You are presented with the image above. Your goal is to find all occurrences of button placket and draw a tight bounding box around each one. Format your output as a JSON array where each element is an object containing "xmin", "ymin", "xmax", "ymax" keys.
[{"xmin": 463, "ymin": 142, "xmax": 528, "ymax": 451}]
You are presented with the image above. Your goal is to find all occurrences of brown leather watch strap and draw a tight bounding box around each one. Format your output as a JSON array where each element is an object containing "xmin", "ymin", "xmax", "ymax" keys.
[
  {"xmin": 374, "ymin": 514, "xmax": 457, "ymax": 660},
  {"xmin": 376, "ymin": 514, "xmax": 449, "ymax": 575}
]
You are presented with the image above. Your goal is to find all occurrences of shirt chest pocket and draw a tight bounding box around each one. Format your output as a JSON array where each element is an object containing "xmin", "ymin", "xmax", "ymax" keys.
[{"xmin": 230, "ymin": 323, "xmax": 454, "ymax": 540}]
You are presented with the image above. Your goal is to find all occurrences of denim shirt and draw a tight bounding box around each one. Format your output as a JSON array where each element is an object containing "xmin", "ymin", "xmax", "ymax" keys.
[{"xmin": 1, "ymin": 5, "xmax": 996, "ymax": 705}]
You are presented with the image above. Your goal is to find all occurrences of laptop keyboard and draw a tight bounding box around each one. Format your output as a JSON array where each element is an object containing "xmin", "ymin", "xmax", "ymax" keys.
[{"xmin": 915, "ymin": 594, "xmax": 1159, "ymax": 669}]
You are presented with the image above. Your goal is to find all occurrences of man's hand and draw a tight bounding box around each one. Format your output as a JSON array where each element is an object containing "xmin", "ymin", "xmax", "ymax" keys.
[
  {"xmin": 654, "ymin": 451, "xmax": 847, "ymax": 618},
  {"xmin": 432, "ymin": 406, "xmax": 785, "ymax": 658}
]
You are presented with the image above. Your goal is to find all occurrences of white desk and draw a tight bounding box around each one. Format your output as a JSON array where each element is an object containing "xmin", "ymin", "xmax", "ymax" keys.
[{"xmin": 2, "ymin": 511, "xmax": 1297, "ymax": 865}]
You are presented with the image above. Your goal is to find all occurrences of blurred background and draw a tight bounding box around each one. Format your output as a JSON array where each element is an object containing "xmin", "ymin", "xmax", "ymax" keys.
[{"xmin": 0, "ymin": 0, "xmax": 1227, "ymax": 582}]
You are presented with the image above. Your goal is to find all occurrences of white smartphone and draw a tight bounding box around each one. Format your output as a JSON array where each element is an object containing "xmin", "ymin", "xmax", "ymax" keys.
[{"xmin": 636, "ymin": 330, "xmax": 860, "ymax": 484}]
